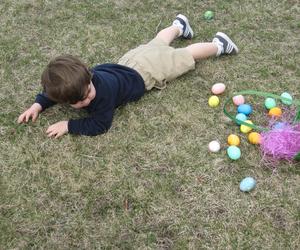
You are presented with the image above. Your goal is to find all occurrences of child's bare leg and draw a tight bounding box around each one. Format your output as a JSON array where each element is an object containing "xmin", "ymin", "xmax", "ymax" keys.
[
  {"xmin": 187, "ymin": 32, "xmax": 239, "ymax": 60},
  {"xmin": 156, "ymin": 26, "xmax": 180, "ymax": 45},
  {"xmin": 156, "ymin": 14, "xmax": 238, "ymax": 61},
  {"xmin": 156, "ymin": 14, "xmax": 194, "ymax": 45},
  {"xmin": 186, "ymin": 42, "xmax": 218, "ymax": 60}
]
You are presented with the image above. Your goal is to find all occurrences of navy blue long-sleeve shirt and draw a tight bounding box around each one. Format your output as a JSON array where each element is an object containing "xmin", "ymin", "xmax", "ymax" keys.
[{"xmin": 35, "ymin": 64, "xmax": 145, "ymax": 136}]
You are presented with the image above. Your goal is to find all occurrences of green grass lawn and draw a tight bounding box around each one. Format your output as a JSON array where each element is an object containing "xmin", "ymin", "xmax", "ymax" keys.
[{"xmin": 1, "ymin": 0, "xmax": 300, "ymax": 248}]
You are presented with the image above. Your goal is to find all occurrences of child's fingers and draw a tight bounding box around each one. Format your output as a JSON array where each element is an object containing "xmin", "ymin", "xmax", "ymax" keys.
[
  {"xmin": 32, "ymin": 112, "xmax": 38, "ymax": 122},
  {"xmin": 18, "ymin": 111, "xmax": 31, "ymax": 123},
  {"xmin": 17, "ymin": 114, "xmax": 25, "ymax": 123},
  {"xmin": 46, "ymin": 127, "xmax": 53, "ymax": 136},
  {"xmin": 47, "ymin": 131, "xmax": 56, "ymax": 137},
  {"xmin": 46, "ymin": 130, "xmax": 54, "ymax": 137},
  {"xmin": 55, "ymin": 132, "xmax": 62, "ymax": 139},
  {"xmin": 18, "ymin": 113, "xmax": 29, "ymax": 123},
  {"xmin": 25, "ymin": 114, "xmax": 29, "ymax": 122},
  {"xmin": 46, "ymin": 126, "xmax": 58, "ymax": 138},
  {"xmin": 25, "ymin": 112, "xmax": 33, "ymax": 123},
  {"xmin": 18, "ymin": 112, "xmax": 28, "ymax": 123}
]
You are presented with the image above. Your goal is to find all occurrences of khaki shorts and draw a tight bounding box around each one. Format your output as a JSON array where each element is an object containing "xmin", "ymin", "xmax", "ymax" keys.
[{"xmin": 118, "ymin": 37, "xmax": 195, "ymax": 90}]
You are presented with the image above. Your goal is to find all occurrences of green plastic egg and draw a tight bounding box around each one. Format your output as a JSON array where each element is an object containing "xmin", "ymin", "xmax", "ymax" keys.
[
  {"xmin": 280, "ymin": 92, "xmax": 293, "ymax": 105},
  {"xmin": 204, "ymin": 10, "xmax": 214, "ymax": 20},
  {"xmin": 264, "ymin": 98, "xmax": 276, "ymax": 109}
]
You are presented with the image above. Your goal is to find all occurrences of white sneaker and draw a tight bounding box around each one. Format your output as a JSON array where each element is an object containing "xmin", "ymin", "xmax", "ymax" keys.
[
  {"xmin": 172, "ymin": 14, "xmax": 194, "ymax": 39},
  {"xmin": 213, "ymin": 32, "xmax": 239, "ymax": 56}
]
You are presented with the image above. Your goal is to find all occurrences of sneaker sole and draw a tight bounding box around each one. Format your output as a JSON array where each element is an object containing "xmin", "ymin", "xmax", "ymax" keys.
[
  {"xmin": 216, "ymin": 32, "xmax": 239, "ymax": 53},
  {"xmin": 177, "ymin": 14, "xmax": 194, "ymax": 38}
]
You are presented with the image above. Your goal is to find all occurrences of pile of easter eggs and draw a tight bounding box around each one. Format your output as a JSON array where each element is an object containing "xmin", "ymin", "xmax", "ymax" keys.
[
  {"xmin": 207, "ymin": 83, "xmax": 293, "ymax": 192},
  {"xmin": 227, "ymin": 92, "xmax": 292, "ymax": 159},
  {"xmin": 227, "ymin": 100, "xmax": 260, "ymax": 160},
  {"xmin": 207, "ymin": 83, "xmax": 265, "ymax": 160}
]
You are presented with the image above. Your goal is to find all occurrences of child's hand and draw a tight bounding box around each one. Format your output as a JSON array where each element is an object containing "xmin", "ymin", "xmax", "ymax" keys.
[
  {"xmin": 46, "ymin": 121, "xmax": 69, "ymax": 139},
  {"xmin": 18, "ymin": 103, "xmax": 42, "ymax": 123}
]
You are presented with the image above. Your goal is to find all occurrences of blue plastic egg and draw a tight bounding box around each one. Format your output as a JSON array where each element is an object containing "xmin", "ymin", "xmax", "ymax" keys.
[
  {"xmin": 235, "ymin": 113, "xmax": 247, "ymax": 125},
  {"xmin": 273, "ymin": 122, "xmax": 285, "ymax": 130},
  {"xmin": 237, "ymin": 104, "xmax": 253, "ymax": 115},
  {"xmin": 264, "ymin": 98, "xmax": 276, "ymax": 109},
  {"xmin": 280, "ymin": 92, "xmax": 293, "ymax": 105},
  {"xmin": 239, "ymin": 177, "xmax": 256, "ymax": 192},
  {"xmin": 227, "ymin": 146, "xmax": 241, "ymax": 160}
]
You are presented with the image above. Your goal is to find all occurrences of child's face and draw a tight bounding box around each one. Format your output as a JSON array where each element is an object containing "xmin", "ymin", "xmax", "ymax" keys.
[{"xmin": 70, "ymin": 82, "xmax": 96, "ymax": 109}]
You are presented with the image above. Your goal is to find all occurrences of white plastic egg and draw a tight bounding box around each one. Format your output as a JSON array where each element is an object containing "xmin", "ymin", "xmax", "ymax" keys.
[{"xmin": 208, "ymin": 140, "xmax": 221, "ymax": 152}]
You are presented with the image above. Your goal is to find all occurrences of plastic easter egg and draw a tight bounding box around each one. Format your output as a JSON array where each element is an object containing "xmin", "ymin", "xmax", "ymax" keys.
[
  {"xmin": 280, "ymin": 92, "xmax": 293, "ymax": 105},
  {"xmin": 237, "ymin": 104, "xmax": 252, "ymax": 115},
  {"xmin": 227, "ymin": 146, "xmax": 241, "ymax": 160},
  {"xmin": 264, "ymin": 97, "xmax": 276, "ymax": 109},
  {"xmin": 248, "ymin": 132, "xmax": 261, "ymax": 144},
  {"xmin": 273, "ymin": 122, "xmax": 285, "ymax": 130},
  {"xmin": 204, "ymin": 10, "xmax": 214, "ymax": 20},
  {"xmin": 232, "ymin": 95, "xmax": 245, "ymax": 106},
  {"xmin": 240, "ymin": 120, "xmax": 253, "ymax": 133},
  {"xmin": 235, "ymin": 113, "xmax": 247, "ymax": 125},
  {"xmin": 227, "ymin": 134, "xmax": 240, "ymax": 146},
  {"xmin": 208, "ymin": 95, "xmax": 220, "ymax": 107},
  {"xmin": 239, "ymin": 177, "xmax": 256, "ymax": 192},
  {"xmin": 268, "ymin": 107, "xmax": 282, "ymax": 117},
  {"xmin": 208, "ymin": 140, "xmax": 221, "ymax": 152},
  {"xmin": 211, "ymin": 83, "xmax": 226, "ymax": 95}
]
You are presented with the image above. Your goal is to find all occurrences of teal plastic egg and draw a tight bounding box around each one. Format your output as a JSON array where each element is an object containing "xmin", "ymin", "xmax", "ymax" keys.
[
  {"xmin": 237, "ymin": 104, "xmax": 252, "ymax": 115},
  {"xmin": 227, "ymin": 146, "xmax": 241, "ymax": 160},
  {"xmin": 239, "ymin": 177, "xmax": 256, "ymax": 192},
  {"xmin": 235, "ymin": 113, "xmax": 247, "ymax": 125},
  {"xmin": 280, "ymin": 92, "xmax": 293, "ymax": 105},
  {"xmin": 264, "ymin": 98, "xmax": 276, "ymax": 109}
]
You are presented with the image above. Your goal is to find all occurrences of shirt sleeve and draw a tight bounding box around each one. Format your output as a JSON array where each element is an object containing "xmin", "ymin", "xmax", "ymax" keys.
[
  {"xmin": 35, "ymin": 92, "xmax": 56, "ymax": 111},
  {"xmin": 67, "ymin": 108, "xmax": 114, "ymax": 136}
]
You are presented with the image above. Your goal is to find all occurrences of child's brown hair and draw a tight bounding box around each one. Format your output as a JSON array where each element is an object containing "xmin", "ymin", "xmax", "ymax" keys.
[{"xmin": 41, "ymin": 55, "xmax": 92, "ymax": 104}]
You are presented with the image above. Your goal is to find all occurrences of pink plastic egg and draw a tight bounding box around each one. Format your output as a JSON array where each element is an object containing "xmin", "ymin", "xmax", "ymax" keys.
[
  {"xmin": 211, "ymin": 83, "xmax": 226, "ymax": 95},
  {"xmin": 232, "ymin": 95, "xmax": 245, "ymax": 106}
]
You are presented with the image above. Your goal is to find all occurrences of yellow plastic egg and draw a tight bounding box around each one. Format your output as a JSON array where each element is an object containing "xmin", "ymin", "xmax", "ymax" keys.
[
  {"xmin": 248, "ymin": 132, "xmax": 261, "ymax": 144},
  {"xmin": 227, "ymin": 134, "xmax": 240, "ymax": 146},
  {"xmin": 240, "ymin": 120, "xmax": 253, "ymax": 133},
  {"xmin": 268, "ymin": 107, "xmax": 282, "ymax": 117},
  {"xmin": 208, "ymin": 95, "xmax": 220, "ymax": 107}
]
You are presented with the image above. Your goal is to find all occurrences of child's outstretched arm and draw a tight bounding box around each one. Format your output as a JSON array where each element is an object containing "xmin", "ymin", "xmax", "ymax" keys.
[
  {"xmin": 18, "ymin": 103, "xmax": 42, "ymax": 123},
  {"xmin": 45, "ymin": 108, "xmax": 113, "ymax": 138},
  {"xmin": 18, "ymin": 92, "xmax": 57, "ymax": 124}
]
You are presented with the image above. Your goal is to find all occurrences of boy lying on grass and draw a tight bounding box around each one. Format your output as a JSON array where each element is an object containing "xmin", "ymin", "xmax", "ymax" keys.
[{"xmin": 18, "ymin": 14, "xmax": 238, "ymax": 138}]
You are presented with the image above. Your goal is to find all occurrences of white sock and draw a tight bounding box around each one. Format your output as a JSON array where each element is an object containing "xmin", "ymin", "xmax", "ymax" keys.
[
  {"xmin": 212, "ymin": 39, "xmax": 223, "ymax": 57},
  {"xmin": 172, "ymin": 20, "xmax": 183, "ymax": 36}
]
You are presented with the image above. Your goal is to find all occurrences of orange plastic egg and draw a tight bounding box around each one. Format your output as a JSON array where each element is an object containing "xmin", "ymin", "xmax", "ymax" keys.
[
  {"xmin": 227, "ymin": 134, "xmax": 240, "ymax": 146},
  {"xmin": 248, "ymin": 132, "xmax": 261, "ymax": 144},
  {"xmin": 268, "ymin": 107, "xmax": 282, "ymax": 117}
]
